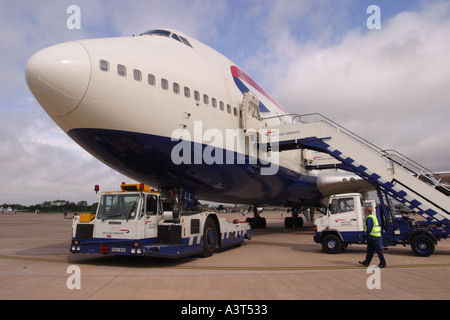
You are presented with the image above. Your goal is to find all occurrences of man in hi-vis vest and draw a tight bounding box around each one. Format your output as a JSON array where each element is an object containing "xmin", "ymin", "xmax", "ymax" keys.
[{"xmin": 359, "ymin": 206, "xmax": 387, "ymax": 268}]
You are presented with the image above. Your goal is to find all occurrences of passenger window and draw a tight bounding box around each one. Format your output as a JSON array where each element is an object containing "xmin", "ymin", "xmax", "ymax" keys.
[
  {"xmin": 173, "ymin": 83, "xmax": 180, "ymax": 94},
  {"xmin": 133, "ymin": 69, "xmax": 142, "ymax": 81},
  {"xmin": 117, "ymin": 64, "xmax": 127, "ymax": 77},
  {"xmin": 184, "ymin": 87, "xmax": 190, "ymax": 98},
  {"xmin": 148, "ymin": 74, "xmax": 156, "ymax": 86},
  {"xmin": 249, "ymin": 105, "xmax": 259, "ymax": 119},
  {"xmin": 203, "ymin": 94, "xmax": 209, "ymax": 105},
  {"xmin": 212, "ymin": 98, "xmax": 217, "ymax": 108},
  {"xmin": 220, "ymin": 101, "xmax": 224, "ymax": 111},
  {"xmin": 233, "ymin": 107, "xmax": 238, "ymax": 117},
  {"xmin": 99, "ymin": 60, "xmax": 109, "ymax": 72},
  {"xmin": 161, "ymin": 78, "xmax": 169, "ymax": 90},
  {"xmin": 227, "ymin": 104, "xmax": 231, "ymax": 114},
  {"xmin": 194, "ymin": 91, "xmax": 200, "ymax": 102}
]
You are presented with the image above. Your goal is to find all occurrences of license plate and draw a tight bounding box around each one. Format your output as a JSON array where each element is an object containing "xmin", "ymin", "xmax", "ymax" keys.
[{"xmin": 111, "ymin": 247, "xmax": 126, "ymax": 253}]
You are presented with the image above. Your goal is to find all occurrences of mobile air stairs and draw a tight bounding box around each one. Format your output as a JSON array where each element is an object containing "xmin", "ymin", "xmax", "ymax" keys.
[{"xmin": 262, "ymin": 113, "xmax": 450, "ymax": 235}]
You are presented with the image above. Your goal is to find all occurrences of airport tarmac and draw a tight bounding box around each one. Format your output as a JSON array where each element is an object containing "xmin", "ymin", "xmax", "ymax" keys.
[{"xmin": 0, "ymin": 211, "xmax": 449, "ymax": 301}]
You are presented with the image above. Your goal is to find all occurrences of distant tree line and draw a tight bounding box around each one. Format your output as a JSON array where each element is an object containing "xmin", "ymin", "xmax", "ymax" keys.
[{"xmin": 1, "ymin": 200, "xmax": 98, "ymax": 213}]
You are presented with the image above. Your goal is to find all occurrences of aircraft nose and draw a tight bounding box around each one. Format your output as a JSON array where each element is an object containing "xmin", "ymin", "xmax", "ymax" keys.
[{"xmin": 25, "ymin": 42, "xmax": 91, "ymax": 117}]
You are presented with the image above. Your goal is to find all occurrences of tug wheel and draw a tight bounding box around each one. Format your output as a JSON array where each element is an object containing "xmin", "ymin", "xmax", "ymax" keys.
[{"xmin": 201, "ymin": 218, "xmax": 217, "ymax": 257}]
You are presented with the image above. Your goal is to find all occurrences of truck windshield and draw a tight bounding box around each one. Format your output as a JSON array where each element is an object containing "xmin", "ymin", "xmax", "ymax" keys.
[{"xmin": 97, "ymin": 194, "xmax": 140, "ymax": 220}]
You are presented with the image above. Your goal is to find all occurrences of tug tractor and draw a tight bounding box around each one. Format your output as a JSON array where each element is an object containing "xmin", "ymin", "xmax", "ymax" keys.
[{"xmin": 71, "ymin": 183, "xmax": 251, "ymax": 258}]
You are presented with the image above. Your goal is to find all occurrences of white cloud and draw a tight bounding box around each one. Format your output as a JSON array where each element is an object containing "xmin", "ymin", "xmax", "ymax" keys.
[
  {"xmin": 0, "ymin": 99, "xmax": 129, "ymax": 205},
  {"xmin": 258, "ymin": 1, "xmax": 450, "ymax": 171}
]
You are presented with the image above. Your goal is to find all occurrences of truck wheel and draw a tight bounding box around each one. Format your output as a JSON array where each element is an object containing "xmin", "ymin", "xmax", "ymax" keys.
[
  {"xmin": 411, "ymin": 235, "xmax": 435, "ymax": 257},
  {"xmin": 201, "ymin": 218, "xmax": 217, "ymax": 257},
  {"xmin": 321, "ymin": 234, "xmax": 342, "ymax": 254}
]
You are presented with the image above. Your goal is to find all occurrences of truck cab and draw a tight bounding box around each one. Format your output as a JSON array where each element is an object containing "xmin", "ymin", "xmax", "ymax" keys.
[
  {"xmin": 93, "ymin": 185, "xmax": 163, "ymax": 243},
  {"xmin": 314, "ymin": 193, "xmax": 375, "ymax": 254}
]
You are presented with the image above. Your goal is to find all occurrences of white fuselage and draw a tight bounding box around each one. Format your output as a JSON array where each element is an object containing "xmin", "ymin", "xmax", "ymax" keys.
[{"xmin": 26, "ymin": 29, "xmax": 364, "ymax": 207}]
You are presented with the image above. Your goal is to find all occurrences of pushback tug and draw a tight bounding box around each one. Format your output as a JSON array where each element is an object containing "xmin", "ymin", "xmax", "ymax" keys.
[{"xmin": 71, "ymin": 183, "xmax": 251, "ymax": 258}]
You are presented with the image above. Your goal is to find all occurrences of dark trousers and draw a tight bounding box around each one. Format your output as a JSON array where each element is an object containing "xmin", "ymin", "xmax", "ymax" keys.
[{"xmin": 364, "ymin": 237, "xmax": 386, "ymax": 266}]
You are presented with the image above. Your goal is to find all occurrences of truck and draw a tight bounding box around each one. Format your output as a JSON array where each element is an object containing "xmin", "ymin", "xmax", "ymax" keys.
[
  {"xmin": 71, "ymin": 183, "xmax": 251, "ymax": 258},
  {"xmin": 313, "ymin": 193, "xmax": 450, "ymax": 257}
]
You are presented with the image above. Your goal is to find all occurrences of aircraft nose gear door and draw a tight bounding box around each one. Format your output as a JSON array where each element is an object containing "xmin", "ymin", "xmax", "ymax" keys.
[{"xmin": 241, "ymin": 91, "xmax": 262, "ymax": 134}]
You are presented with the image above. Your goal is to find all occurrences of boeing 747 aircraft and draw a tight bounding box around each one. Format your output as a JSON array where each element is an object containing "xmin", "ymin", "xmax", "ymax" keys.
[{"xmin": 25, "ymin": 28, "xmax": 373, "ymax": 227}]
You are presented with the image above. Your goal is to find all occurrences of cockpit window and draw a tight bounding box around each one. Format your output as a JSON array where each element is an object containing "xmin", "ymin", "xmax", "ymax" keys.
[
  {"xmin": 141, "ymin": 29, "xmax": 171, "ymax": 37},
  {"xmin": 141, "ymin": 29, "xmax": 193, "ymax": 48},
  {"xmin": 179, "ymin": 36, "xmax": 193, "ymax": 48},
  {"xmin": 171, "ymin": 33, "xmax": 182, "ymax": 43}
]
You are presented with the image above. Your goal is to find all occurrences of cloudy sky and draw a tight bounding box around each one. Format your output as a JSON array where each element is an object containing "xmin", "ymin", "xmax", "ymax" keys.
[{"xmin": 0, "ymin": 0, "xmax": 449, "ymax": 205}]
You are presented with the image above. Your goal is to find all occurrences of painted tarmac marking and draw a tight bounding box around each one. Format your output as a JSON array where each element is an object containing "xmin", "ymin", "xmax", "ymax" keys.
[{"xmin": 0, "ymin": 254, "xmax": 449, "ymax": 271}]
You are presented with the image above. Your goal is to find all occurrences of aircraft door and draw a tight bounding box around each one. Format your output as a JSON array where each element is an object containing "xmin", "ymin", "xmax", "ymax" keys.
[{"xmin": 241, "ymin": 91, "xmax": 262, "ymax": 134}]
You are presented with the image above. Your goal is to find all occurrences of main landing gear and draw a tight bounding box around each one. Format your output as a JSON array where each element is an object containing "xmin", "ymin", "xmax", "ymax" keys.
[
  {"xmin": 244, "ymin": 206, "xmax": 312, "ymax": 229},
  {"xmin": 284, "ymin": 207, "xmax": 304, "ymax": 228},
  {"xmin": 245, "ymin": 207, "xmax": 266, "ymax": 228}
]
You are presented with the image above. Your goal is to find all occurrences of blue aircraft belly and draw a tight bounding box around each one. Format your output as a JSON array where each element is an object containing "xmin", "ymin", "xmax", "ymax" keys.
[{"xmin": 68, "ymin": 128, "xmax": 322, "ymax": 206}]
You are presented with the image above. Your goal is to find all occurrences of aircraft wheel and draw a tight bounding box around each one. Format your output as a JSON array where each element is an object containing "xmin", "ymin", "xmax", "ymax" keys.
[
  {"xmin": 293, "ymin": 217, "xmax": 303, "ymax": 228},
  {"xmin": 284, "ymin": 217, "xmax": 293, "ymax": 228},
  {"xmin": 257, "ymin": 217, "xmax": 266, "ymax": 228},
  {"xmin": 247, "ymin": 217, "xmax": 266, "ymax": 228}
]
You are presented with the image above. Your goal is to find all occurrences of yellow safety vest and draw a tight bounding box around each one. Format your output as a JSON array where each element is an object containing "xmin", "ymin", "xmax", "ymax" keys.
[{"xmin": 365, "ymin": 214, "xmax": 381, "ymax": 238}]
